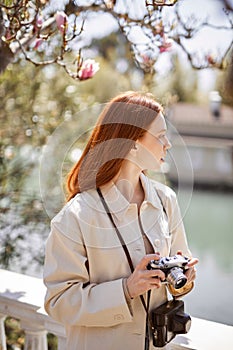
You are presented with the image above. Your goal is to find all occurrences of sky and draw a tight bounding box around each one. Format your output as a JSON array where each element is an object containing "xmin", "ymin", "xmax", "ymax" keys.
[{"xmin": 49, "ymin": 0, "xmax": 232, "ymax": 49}]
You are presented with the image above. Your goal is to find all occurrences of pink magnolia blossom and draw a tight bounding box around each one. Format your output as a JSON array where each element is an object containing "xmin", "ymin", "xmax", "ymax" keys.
[
  {"xmin": 153, "ymin": 20, "xmax": 164, "ymax": 36},
  {"xmin": 36, "ymin": 16, "xmax": 43, "ymax": 27},
  {"xmin": 3, "ymin": 29, "xmax": 14, "ymax": 42},
  {"xmin": 33, "ymin": 16, "xmax": 43, "ymax": 35},
  {"xmin": 206, "ymin": 54, "xmax": 216, "ymax": 65},
  {"xmin": 55, "ymin": 11, "xmax": 68, "ymax": 33},
  {"xmin": 78, "ymin": 59, "xmax": 100, "ymax": 80},
  {"xmin": 34, "ymin": 15, "xmax": 43, "ymax": 32},
  {"xmin": 34, "ymin": 38, "xmax": 43, "ymax": 50},
  {"xmin": 141, "ymin": 54, "xmax": 155, "ymax": 68},
  {"xmin": 159, "ymin": 36, "xmax": 172, "ymax": 53},
  {"xmin": 141, "ymin": 54, "xmax": 151, "ymax": 64}
]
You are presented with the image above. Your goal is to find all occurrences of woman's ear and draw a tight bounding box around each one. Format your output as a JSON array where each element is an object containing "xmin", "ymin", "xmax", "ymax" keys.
[{"xmin": 125, "ymin": 142, "xmax": 139, "ymax": 162}]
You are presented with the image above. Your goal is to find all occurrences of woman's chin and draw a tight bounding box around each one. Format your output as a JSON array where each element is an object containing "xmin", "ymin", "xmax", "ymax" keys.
[{"xmin": 144, "ymin": 162, "xmax": 162, "ymax": 172}]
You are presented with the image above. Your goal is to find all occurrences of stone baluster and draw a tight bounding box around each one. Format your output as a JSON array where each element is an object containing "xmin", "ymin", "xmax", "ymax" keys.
[
  {"xmin": 57, "ymin": 335, "xmax": 67, "ymax": 350},
  {"xmin": 21, "ymin": 322, "xmax": 48, "ymax": 350},
  {"xmin": 0, "ymin": 313, "xmax": 7, "ymax": 350}
]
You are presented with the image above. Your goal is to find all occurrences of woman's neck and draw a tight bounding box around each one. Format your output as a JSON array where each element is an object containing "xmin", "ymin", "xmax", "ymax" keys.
[{"xmin": 113, "ymin": 160, "xmax": 144, "ymax": 207}]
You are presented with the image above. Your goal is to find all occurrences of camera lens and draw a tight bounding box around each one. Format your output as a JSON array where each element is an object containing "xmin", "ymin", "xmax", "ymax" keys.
[{"xmin": 167, "ymin": 267, "xmax": 187, "ymax": 289}]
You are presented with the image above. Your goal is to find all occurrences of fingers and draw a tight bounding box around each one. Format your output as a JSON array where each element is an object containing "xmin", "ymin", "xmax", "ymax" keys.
[
  {"xmin": 175, "ymin": 251, "xmax": 199, "ymax": 268},
  {"xmin": 176, "ymin": 251, "xmax": 198, "ymax": 264},
  {"xmin": 132, "ymin": 269, "xmax": 165, "ymax": 292},
  {"xmin": 187, "ymin": 257, "xmax": 199, "ymax": 268},
  {"xmin": 175, "ymin": 251, "xmax": 198, "ymax": 283},
  {"xmin": 149, "ymin": 278, "xmax": 163, "ymax": 288},
  {"xmin": 136, "ymin": 254, "xmax": 166, "ymax": 286},
  {"xmin": 128, "ymin": 253, "xmax": 198, "ymax": 298},
  {"xmin": 145, "ymin": 269, "xmax": 166, "ymax": 281},
  {"xmin": 126, "ymin": 254, "xmax": 165, "ymax": 298},
  {"xmin": 183, "ymin": 254, "xmax": 198, "ymax": 282},
  {"xmin": 136, "ymin": 253, "xmax": 161, "ymax": 271},
  {"xmin": 185, "ymin": 266, "xmax": 197, "ymax": 283}
]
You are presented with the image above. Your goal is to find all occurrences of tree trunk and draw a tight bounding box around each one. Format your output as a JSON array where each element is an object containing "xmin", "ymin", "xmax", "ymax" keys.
[{"xmin": 0, "ymin": 9, "xmax": 14, "ymax": 74}]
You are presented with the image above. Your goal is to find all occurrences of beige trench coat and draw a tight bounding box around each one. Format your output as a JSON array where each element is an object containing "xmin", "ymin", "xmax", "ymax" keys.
[{"xmin": 43, "ymin": 174, "xmax": 192, "ymax": 350}]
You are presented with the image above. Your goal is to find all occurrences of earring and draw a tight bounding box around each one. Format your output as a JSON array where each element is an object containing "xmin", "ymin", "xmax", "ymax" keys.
[{"xmin": 133, "ymin": 143, "xmax": 138, "ymax": 150}]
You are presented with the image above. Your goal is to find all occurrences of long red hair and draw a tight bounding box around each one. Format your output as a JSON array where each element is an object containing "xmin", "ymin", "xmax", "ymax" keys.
[{"xmin": 66, "ymin": 91, "xmax": 162, "ymax": 200}]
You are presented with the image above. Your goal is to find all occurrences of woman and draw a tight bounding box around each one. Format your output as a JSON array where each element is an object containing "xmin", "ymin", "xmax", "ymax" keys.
[{"xmin": 43, "ymin": 91, "xmax": 198, "ymax": 350}]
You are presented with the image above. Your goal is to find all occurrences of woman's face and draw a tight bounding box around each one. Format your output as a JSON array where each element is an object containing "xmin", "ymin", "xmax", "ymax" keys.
[{"xmin": 135, "ymin": 112, "xmax": 172, "ymax": 171}]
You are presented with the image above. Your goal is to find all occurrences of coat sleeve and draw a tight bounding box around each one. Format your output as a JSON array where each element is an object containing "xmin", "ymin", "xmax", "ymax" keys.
[{"xmin": 43, "ymin": 218, "xmax": 133, "ymax": 327}]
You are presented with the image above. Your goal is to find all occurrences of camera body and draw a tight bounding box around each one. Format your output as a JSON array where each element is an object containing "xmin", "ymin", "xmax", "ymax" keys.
[
  {"xmin": 150, "ymin": 299, "xmax": 191, "ymax": 348},
  {"xmin": 147, "ymin": 254, "xmax": 189, "ymax": 289}
]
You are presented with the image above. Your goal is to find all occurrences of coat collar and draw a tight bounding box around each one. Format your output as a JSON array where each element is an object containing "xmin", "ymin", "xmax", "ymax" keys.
[{"xmin": 99, "ymin": 173, "xmax": 162, "ymax": 221}]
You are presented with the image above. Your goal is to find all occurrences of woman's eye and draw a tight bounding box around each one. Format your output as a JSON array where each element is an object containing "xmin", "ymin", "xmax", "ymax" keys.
[{"xmin": 159, "ymin": 134, "xmax": 166, "ymax": 139}]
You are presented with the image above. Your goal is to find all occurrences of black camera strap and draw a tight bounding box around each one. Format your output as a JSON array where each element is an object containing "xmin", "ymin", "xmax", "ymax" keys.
[
  {"xmin": 97, "ymin": 188, "xmax": 148, "ymax": 309},
  {"xmin": 97, "ymin": 188, "xmax": 151, "ymax": 349}
]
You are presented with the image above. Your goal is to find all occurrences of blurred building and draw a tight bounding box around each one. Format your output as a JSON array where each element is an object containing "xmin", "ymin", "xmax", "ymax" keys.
[{"xmin": 167, "ymin": 95, "xmax": 233, "ymax": 188}]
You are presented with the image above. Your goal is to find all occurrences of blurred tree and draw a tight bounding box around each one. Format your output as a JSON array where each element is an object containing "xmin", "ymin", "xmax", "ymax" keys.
[
  {"xmin": 151, "ymin": 54, "xmax": 199, "ymax": 104},
  {"xmin": 215, "ymin": 49, "xmax": 233, "ymax": 105},
  {"xmin": 0, "ymin": 39, "xmax": 137, "ymax": 273}
]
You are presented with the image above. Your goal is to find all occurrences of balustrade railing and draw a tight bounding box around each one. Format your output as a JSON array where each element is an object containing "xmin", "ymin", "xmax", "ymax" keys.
[
  {"xmin": 0, "ymin": 269, "xmax": 66, "ymax": 350},
  {"xmin": 0, "ymin": 268, "xmax": 233, "ymax": 350}
]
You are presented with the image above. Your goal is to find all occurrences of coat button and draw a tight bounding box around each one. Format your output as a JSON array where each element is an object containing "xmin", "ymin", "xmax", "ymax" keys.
[{"xmin": 154, "ymin": 239, "xmax": 161, "ymax": 248}]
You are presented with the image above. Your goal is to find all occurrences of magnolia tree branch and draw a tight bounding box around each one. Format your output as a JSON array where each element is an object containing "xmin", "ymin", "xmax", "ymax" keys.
[
  {"xmin": 0, "ymin": 0, "xmax": 233, "ymax": 79},
  {"xmin": 172, "ymin": 3, "xmax": 233, "ymax": 69}
]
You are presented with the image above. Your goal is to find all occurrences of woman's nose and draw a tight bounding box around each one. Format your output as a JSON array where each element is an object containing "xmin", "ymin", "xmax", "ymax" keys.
[{"xmin": 165, "ymin": 137, "xmax": 172, "ymax": 150}]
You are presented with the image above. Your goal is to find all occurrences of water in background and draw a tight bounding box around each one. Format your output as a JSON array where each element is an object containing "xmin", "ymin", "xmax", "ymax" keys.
[{"xmin": 178, "ymin": 189, "xmax": 233, "ymax": 326}]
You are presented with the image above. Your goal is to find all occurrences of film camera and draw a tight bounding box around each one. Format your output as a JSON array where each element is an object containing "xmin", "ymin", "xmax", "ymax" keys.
[
  {"xmin": 148, "ymin": 255, "xmax": 191, "ymax": 347},
  {"xmin": 147, "ymin": 254, "xmax": 189, "ymax": 289},
  {"xmin": 150, "ymin": 299, "xmax": 191, "ymax": 347}
]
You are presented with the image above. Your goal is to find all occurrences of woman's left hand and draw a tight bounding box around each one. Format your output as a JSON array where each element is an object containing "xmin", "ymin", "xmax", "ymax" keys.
[
  {"xmin": 176, "ymin": 251, "xmax": 199, "ymax": 283},
  {"xmin": 185, "ymin": 256, "xmax": 199, "ymax": 283}
]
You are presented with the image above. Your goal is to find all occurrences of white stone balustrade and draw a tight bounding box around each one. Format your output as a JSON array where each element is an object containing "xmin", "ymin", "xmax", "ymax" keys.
[
  {"xmin": 0, "ymin": 269, "xmax": 66, "ymax": 350},
  {"xmin": 0, "ymin": 268, "xmax": 233, "ymax": 350}
]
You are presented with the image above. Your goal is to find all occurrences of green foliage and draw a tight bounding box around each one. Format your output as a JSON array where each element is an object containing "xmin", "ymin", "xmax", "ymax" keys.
[
  {"xmin": 152, "ymin": 54, "xmax": 199, "ymax": 105},
  {"xmin": 5, "ymin": 317, "xmax": 24, "ymax": 349},
  {"xmin": 4, "ymin": 317, "xmax": 58, "ymax": 350},
  {"xmin": 0, "ymin": 36, "xmax": 137, "ymax": 273},
  {"xmin": 215, "ymin": 57, "xmax": 233, "ymax": 106}
]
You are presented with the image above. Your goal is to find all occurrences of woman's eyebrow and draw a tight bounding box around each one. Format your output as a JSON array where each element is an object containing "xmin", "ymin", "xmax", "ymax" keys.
[{"xmin": 157, "ymin": 129, "xmax": 167, "ymax": 134}]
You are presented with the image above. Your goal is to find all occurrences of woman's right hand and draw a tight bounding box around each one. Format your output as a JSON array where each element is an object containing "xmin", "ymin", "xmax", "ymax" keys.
[{"xmin": 126, "ymin": 253, "xmax": 165, "ymax": 299}]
